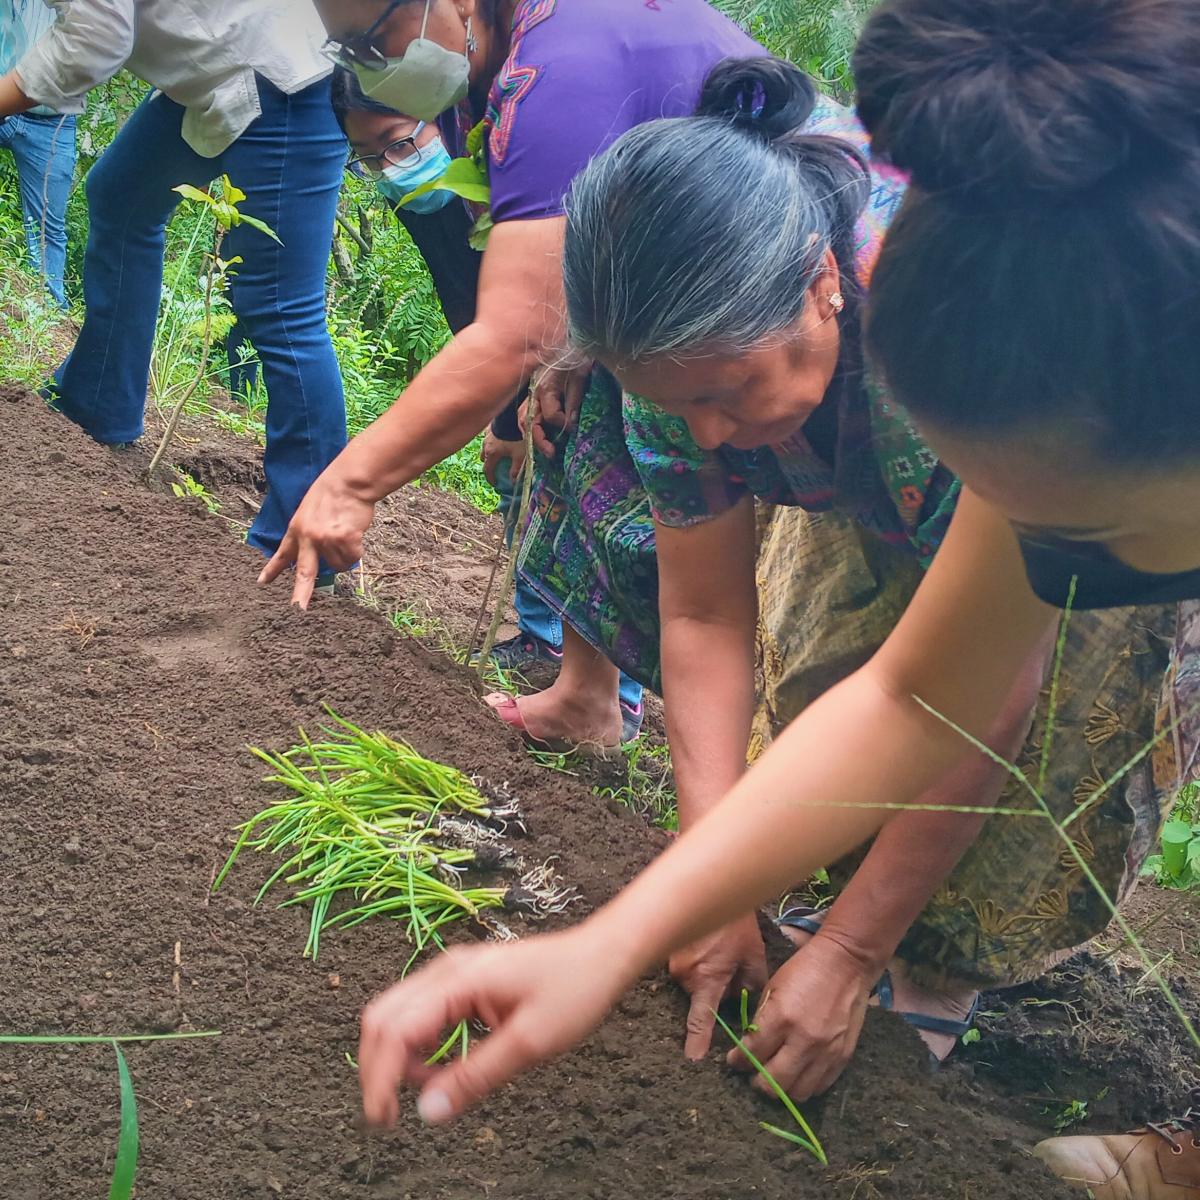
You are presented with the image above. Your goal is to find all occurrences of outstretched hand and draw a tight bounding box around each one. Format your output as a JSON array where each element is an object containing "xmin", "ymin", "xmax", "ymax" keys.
[
  {"xmin": 258, "ymin": 471, "xmax": 376, "ymax": 608},
  {"xmin": 359, "ymin": 927, "xmax": 634, "ymax": 1128}
]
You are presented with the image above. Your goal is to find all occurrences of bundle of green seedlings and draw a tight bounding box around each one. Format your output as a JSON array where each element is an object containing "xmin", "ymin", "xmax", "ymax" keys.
[{"xmin": 216, "ymin": 711, "xmax": 577, "ymax": 961}]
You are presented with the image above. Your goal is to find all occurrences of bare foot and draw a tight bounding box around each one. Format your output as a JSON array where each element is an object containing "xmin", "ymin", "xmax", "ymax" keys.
[{"xmin": 485, "ymin": 681, "xmax": 622, "ymax": 749}]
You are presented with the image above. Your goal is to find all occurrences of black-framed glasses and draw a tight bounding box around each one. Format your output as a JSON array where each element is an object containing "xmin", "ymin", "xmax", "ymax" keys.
[
  {"xmin": 347, "ymin": 124, "xmax": 431, "ymax": 178},
  {"xmin": 322, "ymin": 0, "xmax": 407, "ymax": 70}
]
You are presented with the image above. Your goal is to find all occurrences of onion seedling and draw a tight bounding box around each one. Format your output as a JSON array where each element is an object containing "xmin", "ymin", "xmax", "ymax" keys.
[
  {"xmin": 0, "ymin": 1030, "xmax": 219, "ymax": 1197},
  {"xmin": 713, "ymin": 1011, "xmax": 827, "ymax": 1165},
  {"xmin": 217, "ymin": 711, "xmax": 577, "ymax": 960}
]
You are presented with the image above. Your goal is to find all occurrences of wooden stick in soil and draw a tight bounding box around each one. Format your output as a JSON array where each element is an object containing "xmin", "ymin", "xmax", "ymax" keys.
[
  {"xmin": 147, "ymin": 229, "xmax": 224, "ymax": 483},
  {"xmin": 475, "ymin": 390, "xmax": 537, "ymax": 679}
]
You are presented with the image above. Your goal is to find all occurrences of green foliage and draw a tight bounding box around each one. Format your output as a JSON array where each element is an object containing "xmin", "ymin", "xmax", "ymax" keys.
[
  {"xmin": 403, "ymin": 155, "xmax": 490, "ymax": 206},
  {"xmin": 596, "ymin": 739, "xmax": 678, "ymax": 832},
  {"xmin": 711, "ymin": 0, "xmax": 878, "ymax": 95},
  {"xmin": 0, "ymin": 271, "xmax": 64, "ymax": 388},
  {"xmin": 1046, "ymin": 1090, "xmax": 1108, "ymax": 1135},
  {"xmin": 109, "ymin": 1044, "xmax": 138, "ymax": 1200},
  {"xmin": 217, "ymin": 710, "xmax": 575, "ymax": 962},
  {"xmin": 1144, "ymin": 782, "xmax": 1200, "ymax": 891},
  {"xmin": 173, "ymin": 178, "xmax": 281, "ymax": 243},
  {"xmin": 171, "ymin": 472, "xmax": 222, "ymax": 514}
]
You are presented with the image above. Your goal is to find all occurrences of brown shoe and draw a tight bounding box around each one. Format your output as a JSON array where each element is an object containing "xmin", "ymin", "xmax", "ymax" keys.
[{"xmin": 1034, "ymin": 1093, "xmax": 1200, "ymax": 1199}]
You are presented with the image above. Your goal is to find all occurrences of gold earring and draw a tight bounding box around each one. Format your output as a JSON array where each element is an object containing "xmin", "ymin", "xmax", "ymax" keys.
[{"xmin": 829, "ymin": 292, "xmax": 845, "ymax": 314}]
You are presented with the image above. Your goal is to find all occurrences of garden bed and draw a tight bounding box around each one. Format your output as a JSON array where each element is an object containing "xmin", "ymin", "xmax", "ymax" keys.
[{"xmin": 0, "ymin": 385, "xmax": 1194, "ymax": 1199}]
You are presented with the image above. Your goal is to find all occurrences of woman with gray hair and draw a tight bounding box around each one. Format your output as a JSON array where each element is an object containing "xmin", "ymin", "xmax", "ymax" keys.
[{"xmin": 481, "ymin": 54, "xmax": 1172, "ymax": 1099}]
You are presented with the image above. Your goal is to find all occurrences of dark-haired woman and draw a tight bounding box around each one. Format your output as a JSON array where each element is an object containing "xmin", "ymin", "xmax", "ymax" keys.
[
  {"xmin": 329, "ymin": 67, "xmax": 649, "ymax": 687},
  {"xmin": 350, "ymin": 1, "xmax": 1200, "ymax": 1188},
  {"xmin": 261, "ymin": 0, "xmax": 762, "ymax": 628},
  {"xmin": 479, "ymin": 51, "xmax": 1170, "ymax": 1083}
]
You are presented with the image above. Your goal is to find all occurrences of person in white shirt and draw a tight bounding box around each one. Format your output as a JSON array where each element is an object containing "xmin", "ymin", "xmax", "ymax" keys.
[
  {"xmin": 0, "ymin": 0, "xmax": 76, "ymax": 307},
  {"xmin": 0, "ymin": 1, "xmax": 348, "ymax": 575}
]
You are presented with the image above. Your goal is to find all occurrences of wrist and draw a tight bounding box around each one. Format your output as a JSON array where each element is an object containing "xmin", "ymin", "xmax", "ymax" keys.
[
  {"xmin": 812, "ymin": 919, "xmax": 897, "ymax": 983},
  {"xmin": 584, "ymin": 903, "xmax": 661, "ymax": 994}
]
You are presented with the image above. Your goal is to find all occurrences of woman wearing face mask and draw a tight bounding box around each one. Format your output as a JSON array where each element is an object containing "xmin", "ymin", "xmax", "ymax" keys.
[
  {"xmin": 0, "ymin": 0, "xmax": 348, "ymax": 575},
  {"xmin": 260, "ymin": 0, "xmax": 765, "ymax": 612},
  {"xmin": 350, "ymin": 2, "xmax": 1200, "ymax": 1194},
  {"xmin": 330, "ymin": 68, "xmax": 644, "ymax": 698}
]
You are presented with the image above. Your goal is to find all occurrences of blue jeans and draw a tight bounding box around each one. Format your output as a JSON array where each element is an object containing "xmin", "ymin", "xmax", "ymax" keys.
[
  {"xmin": 496, "ymin": 457, "xmax": 643, "ymax": 710},
  {"xmin": 52, "ymin": 77, "xmax": 347, "ymax": 560},
  {"xmin": 0, "ymin": 112, "xmax": 76, "ymax": 308}
]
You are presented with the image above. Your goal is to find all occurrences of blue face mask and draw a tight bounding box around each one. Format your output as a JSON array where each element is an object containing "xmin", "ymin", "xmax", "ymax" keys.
[{"xmin": 376, "ymin": 139, "xmax": 456, "ymax": 214}]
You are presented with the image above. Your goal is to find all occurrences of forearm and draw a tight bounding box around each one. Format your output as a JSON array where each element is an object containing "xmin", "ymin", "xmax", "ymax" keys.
[
  {"xmin": 332, "ymin": 322, "xmax": 535, "ymax": 504},
  {"xmin": 0, "ymin": 71, "xmax": 33, "ymax": 117},
  {"xmin": 661, "ymin": 614, "xmax": 756, "ymax": 829},
  {"xmin": 816, "ymin": 634, "xmax": 1047, "ymax": 973}
]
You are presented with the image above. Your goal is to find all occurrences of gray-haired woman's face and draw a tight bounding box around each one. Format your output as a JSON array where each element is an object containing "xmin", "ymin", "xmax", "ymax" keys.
[{"xmin": 608, "ymin": 294, "xmax": 842, "ymax": 452}]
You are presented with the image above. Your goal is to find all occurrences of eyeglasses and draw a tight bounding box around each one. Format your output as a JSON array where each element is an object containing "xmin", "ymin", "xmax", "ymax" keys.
[
  {"xmin": 346, "ymin": 125, "xmax": 431, "ymax": 178},
  {"xmin": 322, "ymin": 0, "xmax": 407, "ymax": 71}
]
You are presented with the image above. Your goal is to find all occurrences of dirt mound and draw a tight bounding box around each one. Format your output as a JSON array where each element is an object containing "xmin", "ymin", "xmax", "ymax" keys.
[{"xmin": 0, "ymin": 384, "xmax": 1156, "ymax": 1198}]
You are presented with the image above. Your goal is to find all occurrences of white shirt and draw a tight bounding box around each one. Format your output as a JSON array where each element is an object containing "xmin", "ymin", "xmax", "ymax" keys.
[
  {"xmin": 15, "ymin": 0, "xmax": 332, "ymax": 157},
  {"xmin": 2, "ymin": 0, "xmax": 59, "ymax": 113}
]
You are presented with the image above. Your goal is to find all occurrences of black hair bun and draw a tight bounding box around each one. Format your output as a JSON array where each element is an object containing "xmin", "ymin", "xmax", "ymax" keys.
[
  {"xmin": 697, "ymin": 56, "xmax": 818, "ymax": 142},
  {"xmin": 854, "ymin": 0, "xmax": 1200, "ymax": 204}
]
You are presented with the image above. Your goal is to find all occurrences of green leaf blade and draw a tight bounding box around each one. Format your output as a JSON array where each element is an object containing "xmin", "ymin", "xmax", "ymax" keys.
[{"xmin": 108, "ymin": 1043, "xmax": 139, "ymax": 1200}]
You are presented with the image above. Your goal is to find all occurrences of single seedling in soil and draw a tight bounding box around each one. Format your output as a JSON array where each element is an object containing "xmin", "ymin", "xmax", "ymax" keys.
[
  {"xmin": 713, "ymin": 1010, "xmax": 827, "ymax": 1164},
  {"xmin": 0, "ymin": 1030, "xmax": 219, "ymax": 1197},
  {"xmin": 216, "ymin": 708, "xmax": 577, "ymax": 961}
]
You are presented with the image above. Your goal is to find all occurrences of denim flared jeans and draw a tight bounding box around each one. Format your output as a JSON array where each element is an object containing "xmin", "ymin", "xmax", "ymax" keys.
[{"xmin": 52, "ymin": 76, "xmax": 347, "ymax": 559}]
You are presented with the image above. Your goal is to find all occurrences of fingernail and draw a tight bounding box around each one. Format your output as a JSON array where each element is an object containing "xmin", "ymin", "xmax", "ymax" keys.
[{"xmin": 418, "ymin": 1090, "xmax": 453, "ymax": 1125}]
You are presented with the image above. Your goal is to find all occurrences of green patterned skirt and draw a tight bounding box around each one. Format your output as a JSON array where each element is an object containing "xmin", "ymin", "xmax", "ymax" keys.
[{"xmin": 519, "ymin": 374, "xmax": 1182, "ymax": 987}]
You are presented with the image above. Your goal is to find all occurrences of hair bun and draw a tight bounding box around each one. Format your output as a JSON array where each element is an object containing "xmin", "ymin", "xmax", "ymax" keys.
[
  {"xmin": 854, "ymin": 0, "xmax": 1200, "ymax": 204},
  {"xmin": 697, "ymin": 56, "xmax": 817, "ymax": 142}
]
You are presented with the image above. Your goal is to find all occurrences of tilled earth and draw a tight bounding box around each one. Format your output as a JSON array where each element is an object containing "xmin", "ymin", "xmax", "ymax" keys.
[{"xmin": 1, "ymin": 385, "xmax": 1195, "ymax": 1199}]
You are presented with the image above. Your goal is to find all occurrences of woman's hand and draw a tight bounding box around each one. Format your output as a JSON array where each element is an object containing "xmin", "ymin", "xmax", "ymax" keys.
[
  {"xmin": 359, "ymin": 926, "xmax": 635, "ymax": 1128},
  {"xmin": 526, "ymin": 361, "xmax": 591, "ymax": 457},
  {"xmin": 481, "ymin": 428, "xmax": 526, "ymax": 488},
  {"xmin": 258, "ymin": 471, "xmax": 376, "ymax": 608},
  {"xmin": 669, "ymin": 912, "xmax": 769, "ymax": 1060},
  {"xmin": 730, "ymin": 932, "xmax": 876, "ymax": 1102}
]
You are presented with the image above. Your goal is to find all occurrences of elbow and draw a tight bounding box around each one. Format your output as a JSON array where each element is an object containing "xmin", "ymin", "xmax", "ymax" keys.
[
  {"xmin": 468, "ymin": 317, "xmax": 557, "ymax": 385},
  {"xmin": 21, "ymin": 8, "xmax": 135, "ymax": 106}
]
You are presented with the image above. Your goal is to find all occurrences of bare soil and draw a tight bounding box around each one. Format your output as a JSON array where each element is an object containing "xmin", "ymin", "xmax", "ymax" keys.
[{"xmin": 1, "ymin": 385, "xmax": 1195, "ymax": 1199}]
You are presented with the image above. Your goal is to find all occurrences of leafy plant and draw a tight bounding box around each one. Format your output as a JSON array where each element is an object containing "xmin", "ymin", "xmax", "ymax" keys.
[
  {"xmin": 596, "ymin": 739, "xmax": 678, "ymax": 832},
  {"xmin": 710, "ymin": 0, "xmax": 878, "ymax": 96},
  {"xmin": 403, "ymin": 119, "xmax": 493, "ymax": 250},
  {"xmin": 109, "ymin": 1044, "xmax": 138, "ymax": 1200},
  {"xmin": 1143, "ymin": 782, "xmax": 1200, "ymax": 891},
  {"xmin": 714, "ymin": 1010, "xmax": 827, "ymax": 1163},
  {"xmin": 1046, "ymin": 1090, "xmax": 1108, "ymax": 1134},
  {"xmin": 147, "ymin": 177, "xmax": 280, "ymax": 481},
  {"xmin": 216, "ymin": 710, "xmax": 577, "ymax": 962},
  {"xmin": 171, "ymin": 471, "xmax": 221, "ymax": 514}
]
